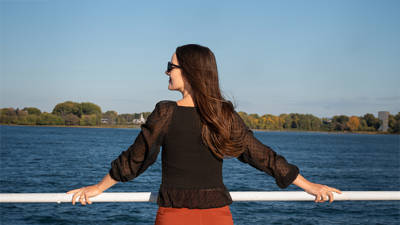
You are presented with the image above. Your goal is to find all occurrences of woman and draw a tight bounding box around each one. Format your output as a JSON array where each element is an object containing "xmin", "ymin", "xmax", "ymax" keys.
[{"xmin": 67, "ymin": 44, "xmax": 342, "ymax": 225}]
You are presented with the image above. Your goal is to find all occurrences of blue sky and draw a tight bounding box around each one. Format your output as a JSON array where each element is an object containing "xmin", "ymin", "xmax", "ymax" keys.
[{"xmin": 1, "ymin": 0, "xmax": 399, "ymax": 118}]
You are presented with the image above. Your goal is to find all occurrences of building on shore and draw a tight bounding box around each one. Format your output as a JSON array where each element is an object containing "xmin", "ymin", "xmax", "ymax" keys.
[
  {"xmin": 378, "ymin": 111, "xmax": 389, "ymax": 132},
  {"xmin": 101, "ymin": 117, "xmax": 116, "ymax": 125},
  {"xmin": 132, "ymin": 113, "xmax": 146, "ymax": 125}
]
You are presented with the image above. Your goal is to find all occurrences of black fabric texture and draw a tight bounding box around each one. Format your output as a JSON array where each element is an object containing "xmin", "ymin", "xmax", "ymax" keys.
[{"xmin": 109, "ymin": 100, "xmax": 300, "ymax": 208}]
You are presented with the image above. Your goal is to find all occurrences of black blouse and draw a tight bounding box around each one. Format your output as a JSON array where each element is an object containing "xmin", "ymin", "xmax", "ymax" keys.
[{"xmin": 108, "ymin": 100, "xmax": 300, "ymax": 209}]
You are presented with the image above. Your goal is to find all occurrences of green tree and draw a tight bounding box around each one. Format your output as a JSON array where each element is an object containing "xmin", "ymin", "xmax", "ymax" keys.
[
  {"xmin": 26, "ymin": 114, "xmax": 39, "ymax": 125},
  {"xmin": 37, "ymin": 112, "xmax": 64, "ymax": 125},
  {"xmin": 81, "ymin": 102, "xmax": 102, "ymax": 115},
  {"xmin": 310, "ymin": 116, "xmax": 322, "ymax": 130},
  {"xmin": 290, "ymin": 114, "xmax": 300, "ymax": 129},
  {"xmin": 52, "ymin": 101, "xmax": 82, "ymax": 117},
  {"xmin": 362, "ymin": 113, "xmax": 380, "ymax": 130},
  {"xmin": 298, "ymin": 114, "xmax": 311, "ymax": 130},
  {"xmin": 0, "ymin": 108, "xmax": 17, "ymax": 124},
  {"xmin": 80, "ymin": 114, "xmax": 100, "ymax": 126},
  {"xmin": 279, "ymin": 114, "xmax": 292, "ymax": 129},
  {"xmin": 16, "ymin": 109, "xmax": 29, "ymax": 125},
  {"xmin": 331, "ymin": 115, "xmax": 349, "ymax": 131},
  {"xmin": 388, "ymin": 112, "xmax": 400, "ymax": 133},
  {"xmin": 116, "ymin": 116, "xmax": 127, "ymax": 125},
  {"xmin": 22, "ymin": 107, "xmax": 41, "ymax": 115},
  {"xmin": 63, "ymin": 113, "xmax": 80, "ymax": 125},
  {"xmin": 102, "ymin": 110, "xmax": 118, "ymax": 125},
  {"xmin": 118, "ymin": 113, "xmax": 136, "ymax": 125},
  {"xmin": 320, "ymin": 118, "xmax": 332, "ymax": 131}
]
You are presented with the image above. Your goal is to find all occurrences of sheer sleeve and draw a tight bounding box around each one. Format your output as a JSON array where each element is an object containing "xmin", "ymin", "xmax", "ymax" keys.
[
  {"xmin": 108, "ymin": 101, "xmax": 172, "ymax": 182},
  {"xmin": 233, "ymin": 111, "xmax": 300, "ymax": 189}
]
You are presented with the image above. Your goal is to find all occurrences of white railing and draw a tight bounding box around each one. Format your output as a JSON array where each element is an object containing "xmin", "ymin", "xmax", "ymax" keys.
[{"xmin": 0, "ymin": 191, "xmax": 399, "ymax": 203}]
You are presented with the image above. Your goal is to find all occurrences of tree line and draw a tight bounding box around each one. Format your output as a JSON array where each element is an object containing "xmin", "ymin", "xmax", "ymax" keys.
[
  {"xmin": 0, "ymin": 101, "xmax": 149, "ymax": 127},
  {"xmin": 237, "ymin": 112, "xmax": 399, "ymax": 133},
  {"xmin": 1, "ymin": 101, "xmax": 399, "ymax": 134}
]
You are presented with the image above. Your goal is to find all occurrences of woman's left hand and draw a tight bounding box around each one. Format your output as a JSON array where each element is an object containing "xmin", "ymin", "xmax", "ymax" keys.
[
  {"xmin": 292, "ymin": 173, "xmax": 342, "ymax": 203},
  {"xmin": 304, "ymin": 182, "xmax": 342, "ymax": 203}
]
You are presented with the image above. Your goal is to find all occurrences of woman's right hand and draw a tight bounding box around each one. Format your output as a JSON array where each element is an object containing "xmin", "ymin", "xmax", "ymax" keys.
[{"xmin": 66, "ymin": 184, "xmax": 103, "ymax": 205}]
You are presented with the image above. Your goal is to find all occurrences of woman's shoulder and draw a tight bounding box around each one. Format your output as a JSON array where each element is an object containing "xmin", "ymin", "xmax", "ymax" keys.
[
  {"xmin": 152, "ymin": 100, "xmax": 177, "ymax": 116},
  {"xmin": 155, "ymin": 100, "xmax": 177, "ymax": 108},
  {"xmin": 142, "ymin": 100, "xmax": 176, "ymax": 126}
]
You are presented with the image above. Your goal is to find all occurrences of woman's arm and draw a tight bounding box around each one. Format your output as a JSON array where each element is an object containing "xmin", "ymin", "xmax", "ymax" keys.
[
  {"xmin": 66, "ymin": 101, "xmax": 174, "ymax": 206},
  {"xmin": 292, "ymin": 173, "xmax": 342, "ymax": 203},
  {"xmin": 95, "ymin": 173, "xmax": 118, "ymax": 192},
  {"xmin": 66, "ymin": 173, "xmax": 118, "ymax": 205}
]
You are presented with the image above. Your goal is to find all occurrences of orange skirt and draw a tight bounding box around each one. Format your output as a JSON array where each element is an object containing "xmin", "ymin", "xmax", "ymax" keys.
[{"xmin": 154, "ymin": 205, "xmax": 234, "ymax": 225}]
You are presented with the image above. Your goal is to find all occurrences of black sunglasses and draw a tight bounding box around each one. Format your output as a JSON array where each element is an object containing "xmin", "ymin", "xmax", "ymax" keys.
[{"xmin": 167, "ymin": 61, "xmax": 182, "ymax": 73}]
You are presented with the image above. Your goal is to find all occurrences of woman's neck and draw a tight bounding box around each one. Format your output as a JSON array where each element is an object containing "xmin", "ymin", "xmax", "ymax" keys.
[{"xmin": 177, "ymin": 94, "xmax": 195, "ymax": 107}]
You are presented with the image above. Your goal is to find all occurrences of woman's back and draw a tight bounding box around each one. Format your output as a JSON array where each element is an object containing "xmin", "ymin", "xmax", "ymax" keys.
[
  {"xmin": 162, "ymin": 104, "xmax": 224, "ymax": 188},
  {"xmin": 158, "ymin": 101, "xmax": 233, "ymax": 209}
]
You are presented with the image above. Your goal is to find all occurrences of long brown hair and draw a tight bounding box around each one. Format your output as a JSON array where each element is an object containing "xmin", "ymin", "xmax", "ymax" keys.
[{"xmin": 175, "ymin": 44, "xmax": 247, "ymax": 159}]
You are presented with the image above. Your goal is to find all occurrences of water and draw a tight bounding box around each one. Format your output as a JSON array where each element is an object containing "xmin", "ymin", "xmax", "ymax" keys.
[{"xmin": 0, "ymin": 125, "xmax": 399, "ymax": 225}]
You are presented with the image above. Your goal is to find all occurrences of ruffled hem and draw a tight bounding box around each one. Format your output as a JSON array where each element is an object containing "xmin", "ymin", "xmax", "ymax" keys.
[{"xmin": 157, "ymin": 184, "xmax": 233, "ymax": 209}]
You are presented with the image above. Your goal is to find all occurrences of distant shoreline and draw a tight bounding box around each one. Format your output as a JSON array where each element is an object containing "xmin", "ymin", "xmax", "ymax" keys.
[
  {"xmin": 1, "ymin": 123, "xmax": 393, "ymax": 135},
  {"xmin": 252, "ymin": 128, "xmax": 387, "ymax": 135}
]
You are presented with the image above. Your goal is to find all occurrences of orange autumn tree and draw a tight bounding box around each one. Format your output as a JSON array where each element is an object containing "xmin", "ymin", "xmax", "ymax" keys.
[
  {"xmin": 268, "ymin": 115, "xmax": 281, "ymax": 129},
  {"xmin": 347, "ymin": 116, "xmax": 360, "ymax": 131}
]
